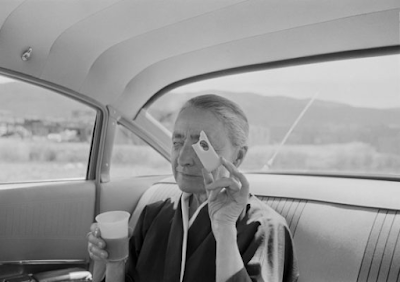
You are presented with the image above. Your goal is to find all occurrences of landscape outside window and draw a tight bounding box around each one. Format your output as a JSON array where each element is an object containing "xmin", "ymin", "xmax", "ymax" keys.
[
  {"xmin": 0, "ymin": 78, "xmax": 96, "ymax": 183},
  {"xmin": 149, "ymin": 54, "xmax": 400, "ymax": 177},
  {"xmin": 110, "ymin": 124, "xmax": 171, "ymax": 180}
]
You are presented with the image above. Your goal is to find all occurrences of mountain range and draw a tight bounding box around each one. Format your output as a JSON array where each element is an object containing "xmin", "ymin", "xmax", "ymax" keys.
[
  {"xmin": 150, "ymin": 90, "xmax": 400, "ymax": 129},
  {"xmin": 1, "ymin": 82, "xmax": 399, "ymax": 130}
]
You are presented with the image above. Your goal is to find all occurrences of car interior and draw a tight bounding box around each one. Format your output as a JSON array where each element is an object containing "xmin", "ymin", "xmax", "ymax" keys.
[{"xmin": 0, "ymin": 1, "xmax": 399, "ymax": 281}]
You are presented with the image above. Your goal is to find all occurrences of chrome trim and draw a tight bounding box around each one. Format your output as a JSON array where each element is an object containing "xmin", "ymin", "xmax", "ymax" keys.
[{"xmin": 0, "ymin": 259, "xmax": 87, "ymax": 265}]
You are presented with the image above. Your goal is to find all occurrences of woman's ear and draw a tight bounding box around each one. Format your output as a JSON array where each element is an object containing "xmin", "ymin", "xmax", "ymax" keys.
[{"xmin": 234, "ymin": 146, "xmax": 248, "ymax": 167}]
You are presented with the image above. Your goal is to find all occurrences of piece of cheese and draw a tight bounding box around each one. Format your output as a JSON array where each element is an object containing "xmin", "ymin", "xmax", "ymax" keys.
[{"xmin": 192, "ymin": 130, "xmax": 221, "ymax": 172}]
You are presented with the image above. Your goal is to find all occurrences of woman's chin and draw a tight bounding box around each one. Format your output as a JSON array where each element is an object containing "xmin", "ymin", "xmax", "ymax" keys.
[{"xmin": 177, "ymin": 175, "xmax": 205, "ymax": 195}]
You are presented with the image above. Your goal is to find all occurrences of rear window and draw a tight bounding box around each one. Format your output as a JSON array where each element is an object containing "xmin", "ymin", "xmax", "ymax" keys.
[{"xmin": 149, "ymin": 53, "xmax": 400, "ymax": 178}]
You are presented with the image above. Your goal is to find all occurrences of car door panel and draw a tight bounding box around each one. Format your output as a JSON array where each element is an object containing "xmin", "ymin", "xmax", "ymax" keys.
[{"xmin": 0, "ymin": 181, "xmax": 95, "ymax": 263}]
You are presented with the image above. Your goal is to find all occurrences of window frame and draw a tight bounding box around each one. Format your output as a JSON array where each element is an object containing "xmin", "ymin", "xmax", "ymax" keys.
[
  {"xmin": 100, "ymin": 106, "xmax": 171, "ymax": 183},
  {"xmin": 0, "ymin": 71, "xmax": 106, "ymax": 184}
]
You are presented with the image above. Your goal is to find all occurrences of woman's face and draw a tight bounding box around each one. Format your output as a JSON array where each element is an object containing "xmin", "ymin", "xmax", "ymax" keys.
[{"xmin": 171, "ymin": 106, "xmax": 239, "ymax": 195}]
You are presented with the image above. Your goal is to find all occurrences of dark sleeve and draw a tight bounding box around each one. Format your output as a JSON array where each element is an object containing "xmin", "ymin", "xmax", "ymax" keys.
[
  {"xmin": 282, "ymin": 227, "xmax": 299, "ymax": 282},
  {"xmin": 124, "ymin": 274, "xmax": 134, "ymax": 282},
  {"xmin": 125, "ymin": 204, "xmax": 149, "ymax": 282},
  {"xmin": 227, "ymin": 224, "xmax": 298, "ymax": 282},
  {"xmin": 252, "ymin": 224, "xmax": 298, "ymax": 282},
  {"xmin": 125, "ymin": 201, "xmax": 170, "ymax": 282}
]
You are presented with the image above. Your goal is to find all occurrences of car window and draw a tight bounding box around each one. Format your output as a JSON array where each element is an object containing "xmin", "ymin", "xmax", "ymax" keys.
[
  {"xmin": 0, "ymin": 76, "xmax": 97, "ymax": 183},
  {"xmin": 110, "ymin": 124, "xmax": 171, "ymax": 179},
  {"xmin": 148, "ymin": 54, "xmax": 400, "ymax": 178}
]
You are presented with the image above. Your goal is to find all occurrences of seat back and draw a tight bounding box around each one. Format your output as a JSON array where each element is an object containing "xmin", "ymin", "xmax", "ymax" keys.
[
  {"xmin": 129, "ymin": 178, "xmax": 181, "ymax": 230},
  {"xmin": 129, "ymin": 177, "xmax": 400, "ymax": 282}
]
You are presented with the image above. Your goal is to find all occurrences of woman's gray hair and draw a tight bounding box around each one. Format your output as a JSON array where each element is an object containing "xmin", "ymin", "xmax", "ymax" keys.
[{"xmin": 180, "ymin": 94, "xmax": 249, "ymax": 148}]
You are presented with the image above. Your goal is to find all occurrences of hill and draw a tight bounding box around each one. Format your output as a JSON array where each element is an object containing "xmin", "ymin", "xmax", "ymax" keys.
[
  {"xmin": 1, "ymin": 81, "xmax": 399, "ymax": 129},
  {"xmin": 149, "ymin": 90, "xmax": 400, "ymax": 128}
]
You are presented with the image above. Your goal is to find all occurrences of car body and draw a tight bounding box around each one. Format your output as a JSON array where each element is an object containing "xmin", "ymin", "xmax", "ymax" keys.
[{"xmin": 0, "ymin": 1, "xmax": 399, "ymax": 281}]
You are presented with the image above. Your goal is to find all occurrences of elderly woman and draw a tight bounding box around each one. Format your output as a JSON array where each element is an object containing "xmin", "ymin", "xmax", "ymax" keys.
[{"xmin": 88, "ymin": 94, "xmax": 298, "ymax": 282}]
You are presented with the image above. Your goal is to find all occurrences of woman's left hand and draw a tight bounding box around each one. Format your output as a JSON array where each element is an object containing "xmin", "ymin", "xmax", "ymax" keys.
[{"xmin": 203, "ymin": 157, "xmax": 249, "ymax": 231}]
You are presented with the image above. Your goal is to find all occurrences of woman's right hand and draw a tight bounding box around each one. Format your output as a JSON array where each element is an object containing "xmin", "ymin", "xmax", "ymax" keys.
[{"xmin": 87, "ymin": 223, "xmax": 109, "ymax": 261}]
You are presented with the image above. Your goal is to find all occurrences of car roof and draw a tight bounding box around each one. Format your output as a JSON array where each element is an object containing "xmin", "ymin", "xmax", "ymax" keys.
[{"xmin": 0, "ymin": 0, "xmax": 399, "ymax": 119}]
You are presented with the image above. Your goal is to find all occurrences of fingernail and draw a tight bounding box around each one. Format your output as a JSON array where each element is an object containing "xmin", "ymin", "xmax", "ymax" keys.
[
  {"xmin": 94, "ymin": 228, "xmax": 99, "ymax": 237},
  {"xmin": 98, "ymin": 242, "xmax": 103, "ymax": 248}
]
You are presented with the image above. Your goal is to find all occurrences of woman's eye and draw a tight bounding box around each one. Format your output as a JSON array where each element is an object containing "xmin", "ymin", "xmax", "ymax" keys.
[{"xmin": 173, "ymin": 141, "xmax": 183, "ymax": 149}]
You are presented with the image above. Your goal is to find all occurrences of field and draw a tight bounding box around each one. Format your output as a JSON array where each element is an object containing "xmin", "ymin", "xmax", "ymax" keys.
[
  {"xmin": 243, "ymin": 142, "xmax": 400, "ymax": 175},
  {"xmin": 0, "ymin": 139, "xmax": 172, "ymax": 183},
  {"xmin": 1, "ymin": 139, "xmax": 399, "ymax": 183}
]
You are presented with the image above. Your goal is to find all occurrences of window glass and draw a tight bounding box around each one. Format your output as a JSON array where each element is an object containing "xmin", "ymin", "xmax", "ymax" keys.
[
  {"xmin": 0, "ymin": 76, "xmax": 96, "ymax": 183},
  {"xmin": 110, "ymin": 124, "xmax": 171, "ymax": 179},
  {"xmin": 149, "ymin": 54, "xmax": 400, "ymax": 177}
]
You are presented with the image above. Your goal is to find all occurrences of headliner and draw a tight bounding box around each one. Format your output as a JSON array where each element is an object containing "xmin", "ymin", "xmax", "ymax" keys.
[{"xmin": 0, "ymin": 0, "xmax": 399, "ymax": 118}]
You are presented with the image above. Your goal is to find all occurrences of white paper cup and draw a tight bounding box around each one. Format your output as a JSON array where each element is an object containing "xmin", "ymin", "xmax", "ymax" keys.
[
  {"xmin": 96, "ymin": 211, "xmax": 130, "ymax": 239},
  {"xmin": 95, "ymin": 211, "xmax": 130, "ymax": 261}
]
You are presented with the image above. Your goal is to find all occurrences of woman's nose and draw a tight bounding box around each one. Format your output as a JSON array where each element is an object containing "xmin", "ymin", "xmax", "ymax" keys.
[{"xmin": 178, "ymin": 142, "xmax": 196, "ymax": 166}]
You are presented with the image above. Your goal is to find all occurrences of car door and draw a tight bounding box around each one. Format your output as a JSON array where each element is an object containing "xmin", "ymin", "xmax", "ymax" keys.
[
  {"xmin": 0, "ymin": 76, "xmax": 101, "ymax": 276},
  {"xmin": 0, "ymin": 75, "xmax": 174, "ymax": 278}
]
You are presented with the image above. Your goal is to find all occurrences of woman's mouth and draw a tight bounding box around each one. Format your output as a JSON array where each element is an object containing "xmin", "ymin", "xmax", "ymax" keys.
[{"xmin": 178, "ymin": 171, "xmax": 203, "ymax": 178}]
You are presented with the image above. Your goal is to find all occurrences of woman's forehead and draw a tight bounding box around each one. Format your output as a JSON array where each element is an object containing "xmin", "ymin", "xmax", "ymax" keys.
[{"xmin": 174, "ymin": 107, "xmax": 226, "ymax": 138}]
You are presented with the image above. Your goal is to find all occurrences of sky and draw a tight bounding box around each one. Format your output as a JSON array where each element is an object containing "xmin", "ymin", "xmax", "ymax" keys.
[{"xmin": 174, "ymin": 54, "xmax": 400, "ymax": 109}]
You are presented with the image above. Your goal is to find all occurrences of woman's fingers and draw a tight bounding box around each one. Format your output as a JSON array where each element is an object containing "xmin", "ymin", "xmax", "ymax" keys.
[
  {"xmin": 87, "ymin": 223, "xmax": 108, "ymax": 260},
  {"xmin": 90, "ymin": 222, "xmax": 98, "ymax": 233},
  {"xmin": 203, "ymin": 157, "xmax": 249, "ymax": 202},
  {"xmin": 221, "ymin": 158, "xmax": 247, "ymax": 184},
  {"xmin": 221, "ymin": 157, "xmax": 249, "ymax": 195},
  {"xmin": 204, "ymin": 171, "xmax": 240, "ymax": 202},
  {"xmin": 206, "ymin": 177, "xmax": 241, "ymax": 192},
  {"xmin": 202, "ymin": 168, "xmax": 214, "ymax": 185},
  {"xmin": 203, "ymin": 169, "xmax": 221, "ymax": 201},
  {"xmin": 88, "ymin": 231, "xmax": 105, "ymax": 249},
  {"xmin": 89, "ymin": 243, "xmax": 108, "ymax": 260}
]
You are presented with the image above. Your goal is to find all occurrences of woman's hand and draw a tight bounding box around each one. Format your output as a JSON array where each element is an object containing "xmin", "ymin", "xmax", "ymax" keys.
[
  {"xmin": 88, "ymin": 223, "xmax": 132, "ymax": 282},
  {"xmin": 87, "ymin": 223, "xmax": 109, "ymax": 261},
  {"xmin": 203, "ymin": 157, "xmax": 249, "ymax": 231},
  {"xmin": 203, "ymin": 157, "xmax": 249, "ymax": 281}
]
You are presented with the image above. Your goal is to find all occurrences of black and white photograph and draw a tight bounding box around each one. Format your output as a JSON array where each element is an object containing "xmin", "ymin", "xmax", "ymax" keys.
[{"xmin": 0, "ymin": 1, "xmax": 399, "ymax": 281}]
